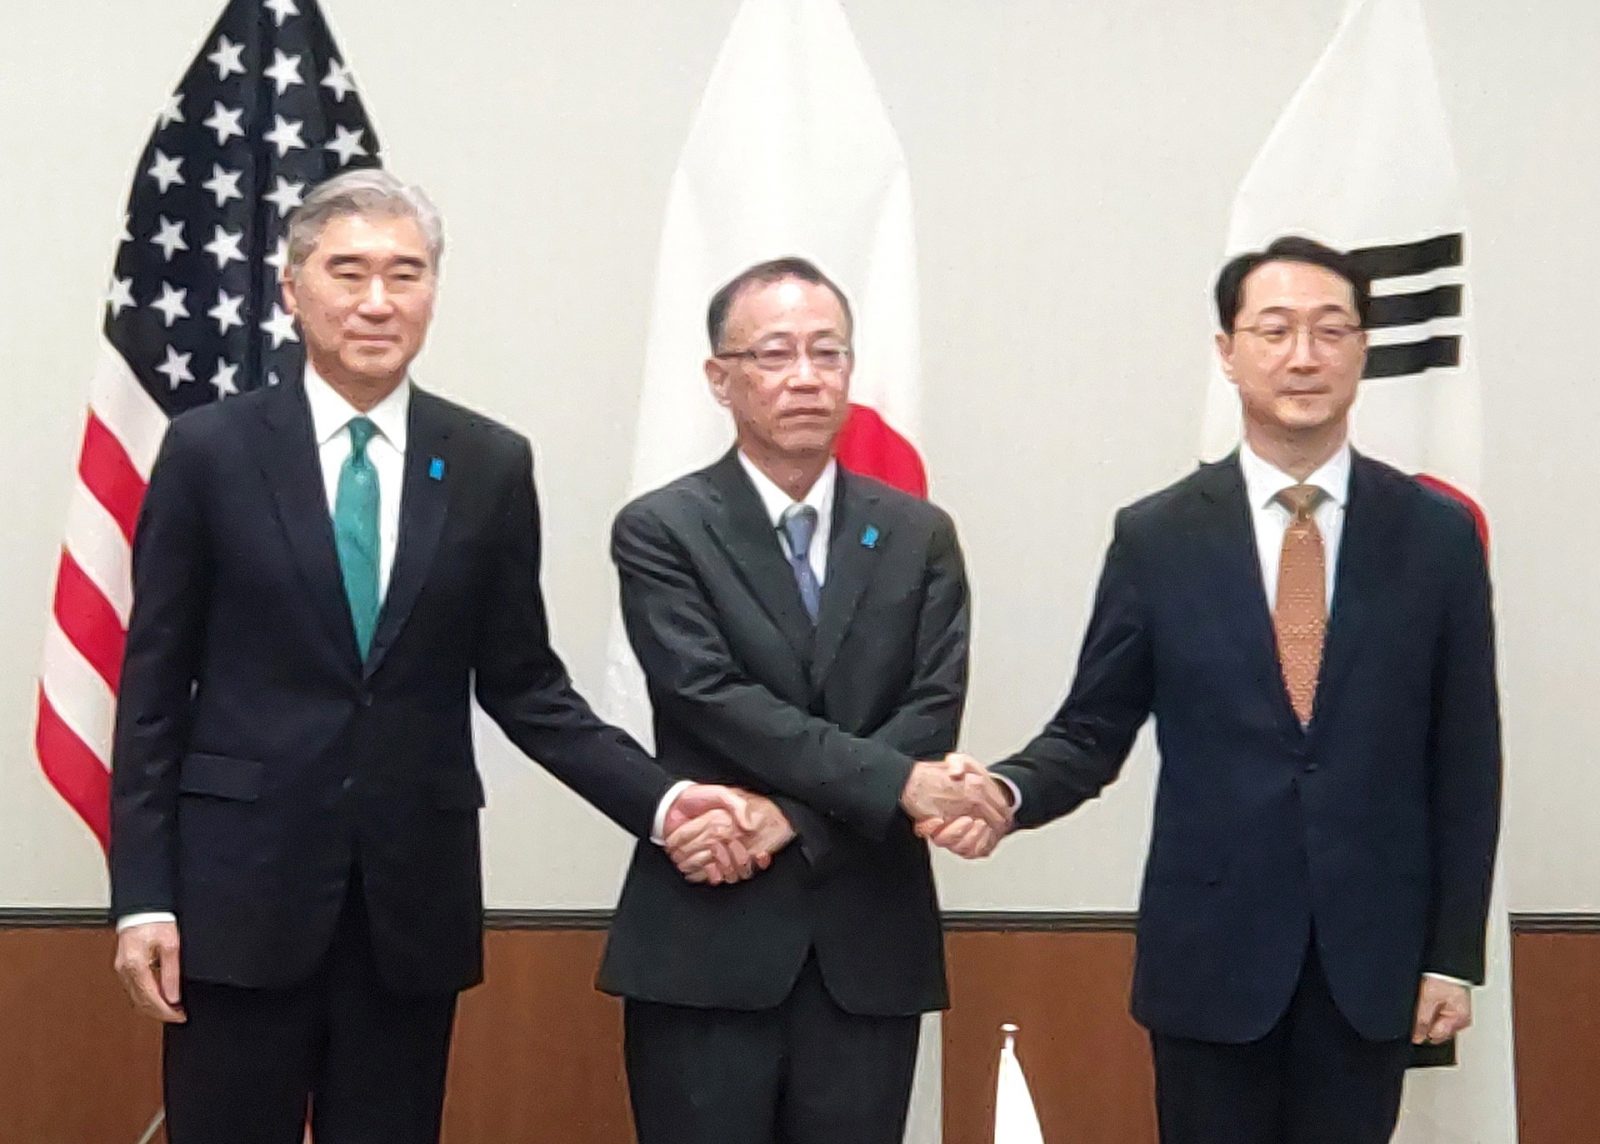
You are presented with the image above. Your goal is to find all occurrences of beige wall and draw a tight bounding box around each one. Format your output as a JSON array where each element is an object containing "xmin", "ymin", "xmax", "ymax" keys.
[{"xmin": 1, "ymin": 0, "xmax": 1594, "ymax": 913}]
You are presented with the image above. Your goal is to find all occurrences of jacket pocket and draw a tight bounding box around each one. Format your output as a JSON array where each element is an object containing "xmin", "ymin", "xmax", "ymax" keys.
[
  {"xmin": 1143, "ymin": 830, "xmax": 1226, "ymax": 888},
  {"xmin": 177, "ymin": 753, "xmax": 264, "ymax": 801},
  {"xmin": 432, "ymin": 768, "xmax": 486, "ymax": 810}
]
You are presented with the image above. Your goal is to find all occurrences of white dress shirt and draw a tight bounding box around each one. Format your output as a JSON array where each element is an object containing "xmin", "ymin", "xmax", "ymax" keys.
[
  {"xmin": 738, "ymin": 452, "xmax": 837, "ymax": 586},
  {"xmin": 1238, "ymin": 438, "xmax": 1350, "ymax": 609},
  {"xmin": 303, "ymin": 366, "xmax": 409, "ymax": 599}
]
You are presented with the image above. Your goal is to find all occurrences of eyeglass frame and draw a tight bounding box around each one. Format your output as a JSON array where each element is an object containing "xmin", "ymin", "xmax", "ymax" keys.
[
  {"xmin": 1231, "ymin": 317, "xmax": 1366, "ymax": 355},
  {"xmin": 712, "ymin": 338, "xmax": 854, "ymax": 375}
]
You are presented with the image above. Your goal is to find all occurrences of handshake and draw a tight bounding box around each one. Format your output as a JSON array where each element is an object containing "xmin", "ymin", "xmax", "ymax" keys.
[{"xmin": 662, "ymin": 753, "xmax": 1013, "ymax": 886}]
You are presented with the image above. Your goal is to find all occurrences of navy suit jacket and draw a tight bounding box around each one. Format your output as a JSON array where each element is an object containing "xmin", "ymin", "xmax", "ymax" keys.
[
  {"xmin": 597, "ymin": 452, "xmax": 969, "ymax": 1016},
  {"xmin": 993, "ymin": 452, "xmax": 1501, "ymax": 1042},
  {"xmin": 110, "ymin": 379, "xmax": 672, "ymax": 994}
]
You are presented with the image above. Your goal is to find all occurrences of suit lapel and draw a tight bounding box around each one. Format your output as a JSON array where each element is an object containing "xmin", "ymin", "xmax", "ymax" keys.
[
  {"xmin": 363, "ymin": 387, "xmax": 453, "ymax": 680},
  {"xmin": 1194, "ymin": 456, "xmax": 1304, "ymax": 732},
  {"xmin": 810, "ymin": 471, "xmax": 884, "ymax": 688},
  {"xmin": 251, "ymin": 380, "xmax": 362, "ymax": 669},
  {"xmin": 702, "ymin": 451, "xmax": 816, "ymax": 664},
  {"xmin": 1309, "ymin": 452, "xmax": 1401, "ymax": 730}
]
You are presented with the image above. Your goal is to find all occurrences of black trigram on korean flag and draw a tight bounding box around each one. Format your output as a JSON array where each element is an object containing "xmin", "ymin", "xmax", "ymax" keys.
[{"xmin": 1349, "ymin": 232, "xmax": 1464, "ymax": 380}]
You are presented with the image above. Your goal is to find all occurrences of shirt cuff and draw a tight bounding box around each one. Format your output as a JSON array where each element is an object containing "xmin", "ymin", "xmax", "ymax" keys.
[
  {"xmin": 992, "ymin": 773, "xmax": 1022, "ymax": 813},
  {"xmin": 650, "ymin": 780, "xmax": 695, "ymax": 846},
  {"xmin": 117, "ymin": 911, "xmax": 177, "ymax": 932},
  {"xmin": 1423, "ymin": 972, "xmax": 1473, "ymax": 989}
]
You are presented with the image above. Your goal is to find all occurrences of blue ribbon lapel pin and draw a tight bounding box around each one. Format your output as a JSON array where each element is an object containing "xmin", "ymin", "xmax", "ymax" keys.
[
  {"xmin": 428, "ymin": 457, "xmax": 445, "ymax": 481},
  {"xmin": 860, "ymin": 525, "xmax": 879, "ymax": 549}
]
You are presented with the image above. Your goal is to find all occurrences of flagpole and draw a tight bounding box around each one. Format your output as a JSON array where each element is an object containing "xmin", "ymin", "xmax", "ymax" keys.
[{"xmin": 133, "ymin": 1108, "xmax": 164, "ymax": 1144}]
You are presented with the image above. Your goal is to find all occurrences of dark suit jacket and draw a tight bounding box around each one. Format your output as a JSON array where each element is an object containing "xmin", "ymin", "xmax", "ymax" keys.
[
  {"xmin": 110, "ymin": 379, "xmax": 672, "ymax": 994},
  {"xmin": 993, "ymin": 452, "xmax": 1501, "ymax": 1043},
  {"xmin": 597, "ymin": 451, "xmax": 969, "ymax": 1017}
]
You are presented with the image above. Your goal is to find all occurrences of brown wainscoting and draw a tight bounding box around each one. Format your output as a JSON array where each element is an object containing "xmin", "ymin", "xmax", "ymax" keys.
[
  {"xmin": 445, "ymin": 926, "xmax": 631, "ymax": 1142},
  {"xmin": 1, "ymin": 910, "xmax": 1595, "ymax": 1143},
  {"xmin": 0, "ymin": 922, "xmax": 165, "ymax": 1144},
  {"xmin": 1508, "ymin": 916, "xmax": 1600, "ymax": 1144},
  {"xmin": 942, "ymin": 920, "xmax": 1155, "ymax": 1144}
]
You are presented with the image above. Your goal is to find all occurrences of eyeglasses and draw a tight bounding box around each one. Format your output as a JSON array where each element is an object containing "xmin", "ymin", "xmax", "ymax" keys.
[
  {"xmin": 1233, "ymin": 321, "xmax": 1363, "ymax": 353},
  {"xmin": 714, "ymin": 341, "xmax": 853, "ymax": 374}
]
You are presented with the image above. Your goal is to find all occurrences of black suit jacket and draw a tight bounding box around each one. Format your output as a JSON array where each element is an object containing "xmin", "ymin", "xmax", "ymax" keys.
[
  {"xmin": 596, "ymin": 451, "xmax": 969, "ymax": 1016},
  {"xmin": 110, "ymin": 379, "xmax": 672, "ymax": 994},
  {"xmin": 994, "ymin": 452, "xmax": 1501, "ymax": 1043}
]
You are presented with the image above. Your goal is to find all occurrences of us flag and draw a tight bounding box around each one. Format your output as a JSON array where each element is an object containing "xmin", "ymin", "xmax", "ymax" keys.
[{"xmin": 37, "ymin": 0, "xmax": 380, "ymax": 850}]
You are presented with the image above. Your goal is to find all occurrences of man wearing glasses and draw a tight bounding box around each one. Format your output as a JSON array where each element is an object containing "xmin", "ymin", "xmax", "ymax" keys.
[
  {"xmin": 926, "ymin": 237, "xmax": 1501, "ymax": 1143},
  {"xmin": 597, "ymin": 257, "xmax": 997, "ymax": 1143}
]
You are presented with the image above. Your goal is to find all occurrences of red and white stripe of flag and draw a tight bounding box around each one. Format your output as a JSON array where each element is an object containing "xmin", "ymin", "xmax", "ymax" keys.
[{"xmin": 37, "ymin": 344, "xmax": 167, "ymax": 850}]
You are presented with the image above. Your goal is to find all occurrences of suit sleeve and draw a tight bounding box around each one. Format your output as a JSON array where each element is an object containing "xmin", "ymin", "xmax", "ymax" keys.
[
  {"xmin": 778, "ymin": 510, "xmax": 970, "ymax": 865},
  {"xmin": 110, "ymin": 421, "xmax": 211, "ymax": 919},
  {"xmin": 865, "ymin": 510, "xmax": 970, "ymax": 758},
  {"xmin": 474, "ymin": 438, "xmax": 672, "ymax": 840},
  {"xmin": 612, "ymin": 500, "xmax": 917, "ymax": 841},
  {"xmin": 991, "ymin": 514, "xmax": 1155, "ymax": 827},
  {"xmin": 1422, "ymin": 516, "xmax": 1502, "ymax": 983}
]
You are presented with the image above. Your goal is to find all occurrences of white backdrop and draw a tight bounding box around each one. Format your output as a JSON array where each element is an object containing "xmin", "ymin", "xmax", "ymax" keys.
[{"xmin": 1, "ymin": 0, "xmax": 1595, "ymax": 922}]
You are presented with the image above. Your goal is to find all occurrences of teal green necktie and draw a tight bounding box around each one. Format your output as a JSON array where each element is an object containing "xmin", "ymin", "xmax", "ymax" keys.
[{"xmin": 334, "ymin": 416, "xmax": 381, "ymax": 657}]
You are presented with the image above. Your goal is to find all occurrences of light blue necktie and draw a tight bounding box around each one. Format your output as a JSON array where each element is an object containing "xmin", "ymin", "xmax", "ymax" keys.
[
  {"xmin": 334, "ymin": 416, "xmax": 381, "ymax": 657},
  {"xmin": 780, "ymin": 504, "xmax": 822, "ymax": 623}
]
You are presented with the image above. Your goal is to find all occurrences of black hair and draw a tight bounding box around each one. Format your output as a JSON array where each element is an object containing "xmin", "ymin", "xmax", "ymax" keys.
[{"xmin": 1213, "ymin": 235, "xmax": 1371, "ymax": 330}]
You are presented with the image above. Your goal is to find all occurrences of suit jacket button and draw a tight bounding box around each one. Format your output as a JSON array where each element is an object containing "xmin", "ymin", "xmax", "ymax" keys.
[
  {"xmin": 359, "ymin": 692, "xmax": 373, "ymax": 708},
  {"xmin": 341, "ymin": 776, "xmax": 355, "ymax": 792},
  {"xmin": 1303, "ymin": 761, "xmax": 1319, "ymax": 773}
]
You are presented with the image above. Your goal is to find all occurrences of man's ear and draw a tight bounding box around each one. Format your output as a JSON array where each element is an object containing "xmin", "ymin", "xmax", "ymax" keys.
[
  {"xmin": 705, "ymin": 357, "xmax": 731, "ymax": 407},
  {"xmin": 1214, "ymin": 331, "xmax": 1236, "ymax": 383},
  {"xmin": 280, "ymin": 270, "xmax": 298, "ymax": 317}
]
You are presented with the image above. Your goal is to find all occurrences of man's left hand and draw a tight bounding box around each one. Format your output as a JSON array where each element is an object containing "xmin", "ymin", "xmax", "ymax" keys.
[
  {"xmin": 667, "ymin": 794, "xmax": 794, "ymax": 885},
  {"xmin": 659, "ymin": 784, "xmax": 762, "ymax": 885},
  {"xmin": 1412, "ymin": 976, "xmax": 1472, "ymax": 1044}
]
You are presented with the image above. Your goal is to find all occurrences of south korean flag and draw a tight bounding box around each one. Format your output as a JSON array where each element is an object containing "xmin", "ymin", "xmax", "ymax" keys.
[{"xmin": 1200, "ymin": 0, "xmax": 1479, "ymax": 501}]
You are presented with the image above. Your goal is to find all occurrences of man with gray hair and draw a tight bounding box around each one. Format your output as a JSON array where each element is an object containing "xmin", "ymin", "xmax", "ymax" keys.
[{"xmin": 109, "ymin": 168, "xmax": 756, "ymax": 1143}]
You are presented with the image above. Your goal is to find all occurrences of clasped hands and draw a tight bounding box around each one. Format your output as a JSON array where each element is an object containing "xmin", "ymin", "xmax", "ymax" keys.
[
  {"xmin": 665, "ymin": 753, "xmax": 1011, "ymax": 886},
  {"xmin": 902, "ymin": 753, "xmax": 1014, "ymax": 859},
  {"xmin": 661, "ymin": 784, "xmax": 796, "ymax": 885}
]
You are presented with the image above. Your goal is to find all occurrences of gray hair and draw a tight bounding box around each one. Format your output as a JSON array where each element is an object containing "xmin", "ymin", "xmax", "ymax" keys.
[{"xmin": 285, "ymin": 168, "xmax": 445, "ymax": 277}]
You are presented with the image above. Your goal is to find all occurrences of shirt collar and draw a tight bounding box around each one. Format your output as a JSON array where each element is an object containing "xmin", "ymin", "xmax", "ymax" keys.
[
  {"xmin": 736, "ymin": 451, "xmax": 838, "ymax": 530},
  {"xmin": 303, "ymin": 366, "xmax": 410, "ymax": 452},
  {"xmin": 1238, "ymin": 438, "xmax": 1351, "ymax": 511}
]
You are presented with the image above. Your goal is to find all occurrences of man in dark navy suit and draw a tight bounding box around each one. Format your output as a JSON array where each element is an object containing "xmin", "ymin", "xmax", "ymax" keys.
[
  {"xmin": 929, "ymin": 237, "xmax": 1501, "ymax": 1143},
  {"xmin": 108, "ymin": 169, "xmax": 754, "ymax": 1144}
]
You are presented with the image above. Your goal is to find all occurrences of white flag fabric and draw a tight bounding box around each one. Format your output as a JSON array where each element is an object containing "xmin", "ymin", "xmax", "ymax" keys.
[
  {"xmin": 1201, "ymin": 0, "xmax": 1479, "ymax": 496},
  {"xmin": 1204, "ymin": 2, "xmax": 1516, "ymax": 1140},
  {"xmin": 599, "ymin": 0, "xmax": 925, "ymax": 740},
  {"xmin": 597, "ymin": 2, "xmax": 937, "ymax": 1138},
  {"xmin": 995, "ymin": 1024, "xmax": 1047, "ymax": 1144}
]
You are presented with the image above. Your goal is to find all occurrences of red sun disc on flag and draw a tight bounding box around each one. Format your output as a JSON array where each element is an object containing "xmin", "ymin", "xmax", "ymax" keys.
[{"xmin": 835, "ymin": 403, "xmax": 927, "ymax": 498}]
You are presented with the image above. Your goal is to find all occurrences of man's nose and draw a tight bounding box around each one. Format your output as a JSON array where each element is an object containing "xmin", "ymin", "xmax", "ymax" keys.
[
  {"xmin": 1286, "ymin": 328, "xmax": 1320, "ymax": 370},
  {"xmin": 357, "ymin": 276, "xmax": 393, "ymax": 312},
  {"xmin": 787, "ymin": 353, "xmax": 824, "ymax": 387}
]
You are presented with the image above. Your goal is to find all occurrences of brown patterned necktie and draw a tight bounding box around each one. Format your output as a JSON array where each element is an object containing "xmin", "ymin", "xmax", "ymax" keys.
[{"xmin": 1274, "ymin": 484, "xmax": 1327, "ymax": 726}]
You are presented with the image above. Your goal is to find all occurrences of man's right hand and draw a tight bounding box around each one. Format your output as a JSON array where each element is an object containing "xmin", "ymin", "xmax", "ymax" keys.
[
  {"xmin": 900, "ymin": 755, "xmax": 1011, "ymax": 831},
  {"xmin": 114, "ymin": 921, "xmax": 186, "ymax": 1024}
]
